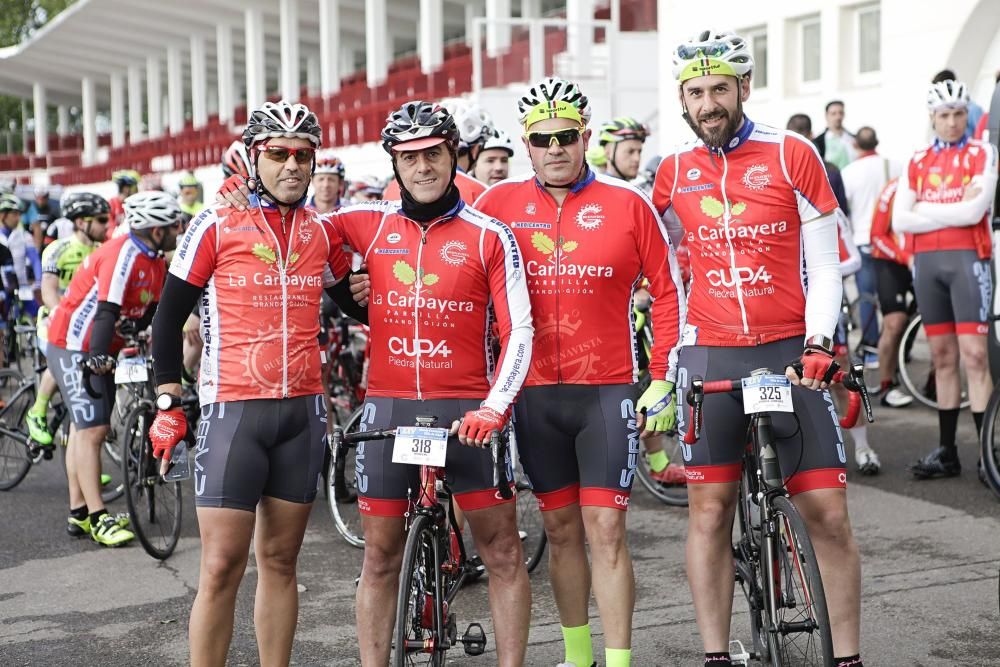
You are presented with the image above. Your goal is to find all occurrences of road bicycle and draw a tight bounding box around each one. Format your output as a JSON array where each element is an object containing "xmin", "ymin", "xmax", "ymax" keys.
[
  {"xmin": 683, "ymin": 363, "xmax": 873, "ymax": 666},
  {"xmin": 331, "ymin": 417, "xmax": 514, "ymax": 665}
]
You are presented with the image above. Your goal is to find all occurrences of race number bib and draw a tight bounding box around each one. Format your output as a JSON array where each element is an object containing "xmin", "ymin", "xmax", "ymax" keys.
[
  {"xmin": 741, "ymin": 374, "xmax": 793, "ymax": 414},
  {"xmin": 391, "ymin": 426, "xmax": 448, "ymax": 467},
  {"xmin": 114, "ymin": 356, "xmax": 149, "ymax": 384}
]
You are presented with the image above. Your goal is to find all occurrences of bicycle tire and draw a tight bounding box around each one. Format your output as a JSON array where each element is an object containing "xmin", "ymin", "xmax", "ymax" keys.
[
  {"xmin": 979, "ymin": 386, "xmax": 1000, "ymax": 500},
  {"xmin": 121, "ymin": 402, "xmax": 182, "ymax": 560},
  {"xmin": 325, "ymin": 406, "xmax": 365, "ymax": 548},
  {"xmin": 394, "ymin": 513, "xmax": 447, "ymax": 666},
  {"xmin": 0, "ymin": 371, "xmax": 32, "ymax": 491},
  {"xmin": 515, "ymin": 478, "xmax": 547, "ymax": 573},
  {"xmin": 99, "ymin": 437, "xmax": 125, "ymax": 504},
  {"xmin": 764, "ymin": 495, "xmax": 834, "ymax": 666},
  {"xmin": 635, "ymin": 433, "xmax": 689, "ymax": 507},
  {"xmin": 898, "ymin": 314, "xmax": 971, "ymax": 410},
  {"xmin": 734, "ymin": 468, "xmax": 769, "ymax": 662}
]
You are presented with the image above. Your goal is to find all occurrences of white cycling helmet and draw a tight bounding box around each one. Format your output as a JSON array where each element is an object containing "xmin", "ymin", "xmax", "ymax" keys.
[
  {"xmin": 124, "ymin": 191, "xmax": 183, "ymax": 230},
  {"xmin": 671, "ymin": 29, "xmax": 754, "ymax": 83},
  {"xmin": 242, "ymin": 100, "xmax": 322, "ymax": 149},
  {"xmin": 517, "ymin": 76, "xmax": 592, "ymax": 126},
  {"xmin": 927, "ymin": 79, "xmax": 969, "ymax": 112},
  {"xmin": 440, "ymin": 98, "xmax": 494, "ymax": 149},
  {"xmin": 482, "ymin": 128, "xmax": 515, "ymax": 156}
]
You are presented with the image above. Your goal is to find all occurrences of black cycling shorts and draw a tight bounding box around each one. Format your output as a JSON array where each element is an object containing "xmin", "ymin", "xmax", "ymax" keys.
[
  {"xmin": 913, "ymin": 249, "xmax": 991, "ymax": 336},
  {"xmin": 354, "ymin": 397, "xmax": 514, "ymax": 517},
  {"xmin": 49, "ymin": 344, "xmax": 115, "ymax": 430},
  {"xmin": 193, "ymin": 394, "xmax": 327, "ymax": 511},
  {"xmin": 874, "ymin": 258, "xmax": 913, "ymax": 316},
  {"xmin": 513, "ymin": 383, "xmax": 640, "ymax": 512},
  {"xmin": 676, "ymin": 337, "xmax": 847, "ymax": 496}
]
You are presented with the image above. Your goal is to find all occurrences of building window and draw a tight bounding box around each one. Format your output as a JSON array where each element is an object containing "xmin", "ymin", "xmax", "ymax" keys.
[
  {"xmin": 857, "ymin": 5, "xmax": 881, "ymax": 74},
  {"xmin": 743, "ymin": 27, "xmax": 768, "ymax": 89},
  {"xmin": 800, "ymin": 17, "xmax": 821, "ymax": 83}
]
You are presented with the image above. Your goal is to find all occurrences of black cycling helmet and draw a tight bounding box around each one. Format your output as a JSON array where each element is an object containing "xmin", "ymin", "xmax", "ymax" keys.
[
  {"xmin": 381, "ymin": 101, "xmax": 460, "ymax": 154},
  {"xmin": 62, "ymin": 192, "xmax": 111, "ymax": 220}
]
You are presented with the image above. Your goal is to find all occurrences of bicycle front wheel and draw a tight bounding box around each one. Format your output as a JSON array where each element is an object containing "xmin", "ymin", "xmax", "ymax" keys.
[
  {"xmin": 515, "ymin": 477, "xmax": 547, "ymax": 573},
  {"xmin": 980, "ymin": 386, "xmax": 1000, "ymax": 500},
  {"xmin": 765, "ymin": 495, "xmax": 834, "ymax": 666},
  {"xmin": 121, "ymin": 403, "xmax": 182, "ymax": 560},
  {"xmin": 325, "ymin": 406, "xmax": 365, "ymax": 548},
  {"xmin": 0, "ymin": 371, "xmax": 32, "ymax": 491},
  {"xmin": 394, "ymin": 513, "xmax": 448, "ymax": 667}
]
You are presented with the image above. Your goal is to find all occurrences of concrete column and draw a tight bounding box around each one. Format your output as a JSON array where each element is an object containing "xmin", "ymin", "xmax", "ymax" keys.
[
  {"xmin": 216, "ymin": 24, "xmax": 234, "ymax": 123},
  {"xmin": 146, "ymin": 55, "xmax": 163, "ymax": 139},
  {"xmin": 521, "ymin": 0, "xmax": 540, "ymax": 18},
  {"xmin": 167, "ymin": 44, "xmax": 184, "ymax": 134},
  {"xmin": 419, "ymin": 0, "xmax": 443, "ymax": 75},
  {"xmin": 365, "ymin": 0, "xmax": 388, "ymax": 87},
  {"xmin": 319, "ymin": 0, "xmax": 341, "ymax": 96},
  {"xmin": 280, "ymin": 0, "xmax": 300, "ymax": 101},
  {"xmin": 566, "ymin": 0, "xmax": 593, "ymax": 78},
  {"xmin": 20, "ymin": 100, "xmax": 29, "ymax": 155},
  {"xmin": 486, "ymin": 0, "xmax": 511, "ymax": 58},
  {"xmin": 109, "ymin": 73, "xmax": 125, "ymax": 148},
  {"xmin": 340, "ymin": 46, "xmax": 356, "ymax": 78},
  {"xmin": 127, "ymin": 65, "xmax": 144, "ymax": 142},
  {"xmin": 245, "ymin": 7, "xmax": 265, "ymax": 111},
  {"xmin": 32, "ymin": 83, "xmax": 47, "ymax": 156},
  {"xmin": 465, "ymin": 2, "xmax": 477, "ymax": 47},
  {"xmin": 56, "ymin": 105, "xmax": 70, "ymax": 138},
  {"xmin": 656, "ymin": 0, "xmax": 674, "ymax": 156},
  {"xmin": 81, "ymin": 77, "xmax": 97, "ymax": 165},
  {"xmin": 190, "ymin": 35, "xmax": 207, "ymax": 128},
  {"xmin": 306, "ymin": 55, "xmax": 320, "ymax": 97}
]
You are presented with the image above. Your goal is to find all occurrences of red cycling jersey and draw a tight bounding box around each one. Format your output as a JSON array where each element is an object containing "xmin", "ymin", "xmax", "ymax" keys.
[
  {"xmin": 653, "ymin": 119, "xmax": 838, "ymax": 347},
  {"xmin": 902, "ymin": 137, "xmax": 996, "ymax": 260},
  {"xmin": 169, "ymin": 197, "xmax": 350, "ymax": 404},
  {"xmin": 108, "ymin": 196, "xmax": 126, "ymax": 231},
  {"xmin": 475, "ymin": 169, "xmax": 685, "ymax": 385},
  {"xmin": 48, "ymin": 233, "xmax": 165, "ymax": 352},
  {"xmin": 382, "ymin": 170, "xmax": 486, "ymax": 205},
  {"xmin": 869, "ymin": 179, "xmax": 913, "ymax": 265},
  {"xmin": 330, "ymin": 200, "xmax": 533, "ymax": 413}
]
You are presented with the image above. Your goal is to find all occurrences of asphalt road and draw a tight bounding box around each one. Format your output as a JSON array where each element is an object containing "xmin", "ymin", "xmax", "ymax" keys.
[{"xmin": 1, "ymin": 395, "xmax": 998, "ymax": 666}]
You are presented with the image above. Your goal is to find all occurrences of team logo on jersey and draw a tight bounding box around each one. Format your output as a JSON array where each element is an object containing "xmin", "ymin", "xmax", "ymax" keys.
[
  {"xmin": 531, "ymin": 232, "xmax": 578, "ymax": 257},
  {"xmin": 741, "ymin": 164, "xmax": 771, "ymax": 191},
  {"xmin": 393, "ymin": 260, "xmax": 439, "ymax": 291},
  {"xmin": 297, "ymin": 218, "xmax": 314, "ymax": 245},
  {"xmin": 576, "ymin": 203, "xmax": 604, "ymax": 230},
  {"xmin": 252, "ymin": 243, "xmax": 299, "ymax": 269},
  {"xmin": 387, "ymin": 232, "xmax": 402, "ymax": 244},
  {"xmin": 139, "ymin": 289, "xmax": 154, "ymax": 305},
  {"xmin": 525, "ymin": 203, "xmax": 536, "ymax": 215},
  {"xmin": 440, "ymin": 240, "xmax": 468, "ymax": 266},
  {"xmin": 686, "ymin": 168, "xmax": 701, "ymax": 181},
  {"xmin": 527, "ymin": 232, "xmax": 614, "ymax": 280}
]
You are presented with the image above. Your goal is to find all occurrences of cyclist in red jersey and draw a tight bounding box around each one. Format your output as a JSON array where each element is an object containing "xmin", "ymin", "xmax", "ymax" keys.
[
  {"xmin": 474, "ymin": 77, "xmax": 685, "ymax": 667},
  {"xmin": 107, "ymin": 170, "xmax": 139, "ymax": 231},
  {"xmin": 310, "ymin": 151, "xmax": 347, "ymax": 214},
  {"xmin": 47, "ymin": 191, "xmax": 181, "ymax": 548},
  {"xmin": 652, "ymin": 30, "xmax": 864, "ymax": 667},
  {"xmin": 149, "ymin": 101, "xmax": 365, "ymax": 667},
  {"xmin": 893, "ymin": 80, "xmax": 999, "ymax": 479}
]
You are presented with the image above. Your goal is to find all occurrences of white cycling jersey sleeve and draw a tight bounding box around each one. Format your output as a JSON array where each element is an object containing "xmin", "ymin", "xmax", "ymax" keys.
[{"xmin": 802, "ymin": 214, "xmax": 843, "ymax": 341}]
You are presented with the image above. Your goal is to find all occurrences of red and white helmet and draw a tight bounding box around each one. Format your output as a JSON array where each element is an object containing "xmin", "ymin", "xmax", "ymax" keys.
[
  {"xmin": 221, "ymin": 140, "xmax": 252, "ymax": 179},
  {"xmin": 315, "ymin": 151, "xmax": 346, "ymax": 177}
]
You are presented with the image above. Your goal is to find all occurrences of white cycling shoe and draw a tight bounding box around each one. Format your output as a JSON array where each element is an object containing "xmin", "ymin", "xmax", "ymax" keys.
[{"xmin": 855, "ymin": 446, "xmax": 881, "ymax": 475}]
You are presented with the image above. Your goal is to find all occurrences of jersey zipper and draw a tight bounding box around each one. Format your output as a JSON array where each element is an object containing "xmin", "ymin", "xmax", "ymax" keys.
[
  {"xmin": 258, "ymin": 204, "xmax": 293, "ymax": 397},
  {"xmin": 413, "ymin": 220, "xmax": 441, "ymax": 400},
  {"xmin": 554, "ymin": 204, "xmax": 564, "ymax": 383},
  {"xmin": 718, "ymin": 150, "xmax": 750, "ymax": 334}
]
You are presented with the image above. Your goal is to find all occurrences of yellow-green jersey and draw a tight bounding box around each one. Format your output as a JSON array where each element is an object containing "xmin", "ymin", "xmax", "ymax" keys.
[{"xmin": 42, "ymin": 236, "xmax": 96, "ymax": 294}]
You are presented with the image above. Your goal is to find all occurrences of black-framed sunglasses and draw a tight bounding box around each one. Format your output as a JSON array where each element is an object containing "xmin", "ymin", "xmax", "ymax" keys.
[
  {"xmin": 82, "ymin": 215, "xmax": 110, "ymax": 224},
  {"xmin": 525, "ymin": 127, "xmax": 584, "ymax": 148},
  {"xmin": 260, "ymin": 146, "xmax": 316, "ymax": 164}
]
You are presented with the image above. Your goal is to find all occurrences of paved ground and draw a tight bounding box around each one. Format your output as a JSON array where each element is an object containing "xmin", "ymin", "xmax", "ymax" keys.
[{"xmin": 1, "ymin": 396, "xmax": 998, "ymax": 666}]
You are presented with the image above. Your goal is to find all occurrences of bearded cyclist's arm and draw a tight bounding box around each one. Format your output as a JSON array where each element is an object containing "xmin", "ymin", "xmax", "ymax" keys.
[
  {"xmin": 480, "ymin": 219, "xmax": 533, "ymax": 414},
  {"xmin": 911, "ymin": 143, "xmax": 998, "ymax": 225}
]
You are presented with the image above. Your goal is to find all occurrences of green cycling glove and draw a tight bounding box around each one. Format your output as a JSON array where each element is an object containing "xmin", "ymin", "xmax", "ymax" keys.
[{"xmin": 636, "ymin": 380, "xmax": 677, "ymax": 433}]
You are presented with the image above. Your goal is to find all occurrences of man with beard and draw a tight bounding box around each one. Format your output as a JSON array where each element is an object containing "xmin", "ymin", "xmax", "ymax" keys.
[{"xmin": 651, "ymin": 29, "xmax": 865, "ymax": 667}]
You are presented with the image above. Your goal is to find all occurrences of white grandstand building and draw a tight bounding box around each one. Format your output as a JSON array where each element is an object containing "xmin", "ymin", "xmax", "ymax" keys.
[{"xmin": 0, "ymin": 0, "xmax": 995, "ymax": 198}]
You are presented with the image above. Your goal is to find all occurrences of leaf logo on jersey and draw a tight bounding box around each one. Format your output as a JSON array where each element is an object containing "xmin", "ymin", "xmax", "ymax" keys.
[
  {"xmin": 531, "ymin": 232, "xmax": 578, "ymax": 257},
  {"xmin": 139, "ymin": 289, "xmax": 154, "ymax": 305},
  {"xmin": 527, "ymin": 232, "xmax": 613, "ymax": 279},
  {"xmin": 252, "ymin": 243, "xmax": 299, "ymax": 269},
  {"xmin": 700, "ymin": 196, "xmax": 747, "ymax": 222},
  {"xmin": 393, "ymin": 260, "xmax": 439, "ymax": 291}
]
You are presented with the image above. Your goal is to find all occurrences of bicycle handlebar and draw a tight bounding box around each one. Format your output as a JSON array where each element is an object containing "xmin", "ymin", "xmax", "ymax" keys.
[{"xmin": 682, "ymin": 363, "xmax": 874, "ymax": 445}]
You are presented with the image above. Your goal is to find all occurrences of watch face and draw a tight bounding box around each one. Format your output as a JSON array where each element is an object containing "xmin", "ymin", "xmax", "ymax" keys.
[{"xmin": 156, "ymin": 394, "xmax": 173, "ymax": 411}]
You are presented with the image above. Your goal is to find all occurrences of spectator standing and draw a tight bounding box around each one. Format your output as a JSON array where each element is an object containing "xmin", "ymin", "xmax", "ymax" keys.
[{"xmin": 813, "ymin": 100, "xmax": 857, "ymax": 170}]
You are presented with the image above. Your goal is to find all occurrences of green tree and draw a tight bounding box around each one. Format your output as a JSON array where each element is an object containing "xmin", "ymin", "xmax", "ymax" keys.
[{"xmin": 0, "ymin": 0, "xmax": 77, "ymax": 151}]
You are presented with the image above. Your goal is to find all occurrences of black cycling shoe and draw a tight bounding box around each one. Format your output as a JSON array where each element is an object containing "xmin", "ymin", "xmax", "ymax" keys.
[
  {"xmin": 462, "ymin": 555, "xmax": 487, "ymax": 586},
  {"xmin": 909, "ymin": 447, "xmax": 961, "ymax": 479}
]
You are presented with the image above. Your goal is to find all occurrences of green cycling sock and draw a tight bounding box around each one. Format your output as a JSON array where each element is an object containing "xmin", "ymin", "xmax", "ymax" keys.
[
  {"xmin": 561, "ymin": 624, "xmax": 593, "ymax": 667},
  {"xmin": 606, "ymin": 647, "xmax": 631, "ymax": 667},
  {"xmin": 647, "ymin": 449, "xmax": 669, "ymax": 473},
  {"xmin": 30, "ymin": 391, "xmax": 51, "ymax": 416}
]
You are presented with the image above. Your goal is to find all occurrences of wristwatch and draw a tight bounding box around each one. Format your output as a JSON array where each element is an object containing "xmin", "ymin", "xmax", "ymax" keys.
[
  {"xmin": 804, "ymin": 334, "xmax": 834, "ymax": 354},
  {"xmin": 156, "ymin": 392, "xmax": 180, "ymax": 411}
]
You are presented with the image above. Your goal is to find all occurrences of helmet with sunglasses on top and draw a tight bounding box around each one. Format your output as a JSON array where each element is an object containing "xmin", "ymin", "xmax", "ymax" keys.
[
  {"xmin": 62, "ymin": 192, "xmax": 110, "ymax": 221},
  {"xmin": 124, "ymin": 191, "xmax": 183, "ymax": 230},
  {"xmin": 672, "ymin": 29, "xmax": 754, "ymax": 83},
  {"xmin": 381, "ymin": 101, "xmax": 460, "ymax": 154}
]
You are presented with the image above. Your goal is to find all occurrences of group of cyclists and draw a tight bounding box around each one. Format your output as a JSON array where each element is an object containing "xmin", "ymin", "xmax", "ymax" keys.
[{"xmin": 2, "ymin": 23, "xmax": 997, "ymax": 667}]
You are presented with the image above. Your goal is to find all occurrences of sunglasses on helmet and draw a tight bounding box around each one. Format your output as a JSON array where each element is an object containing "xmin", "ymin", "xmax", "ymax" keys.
[
  {"xmin": 259, "ymin": 146, "xmax": 316, "ymax": 165},
  {"xmin": 676, "ymin": 41, "xmax": 732, "ymax": 60},
  {"xmin": 525, "ymin": 127, "xmax": 584, "ymax": 148}
]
